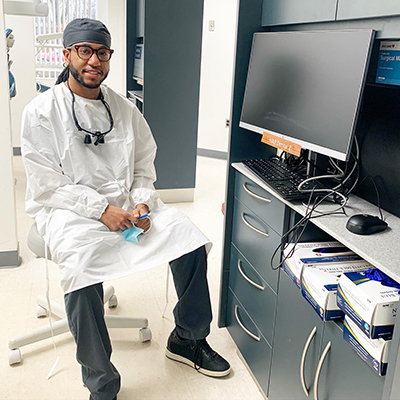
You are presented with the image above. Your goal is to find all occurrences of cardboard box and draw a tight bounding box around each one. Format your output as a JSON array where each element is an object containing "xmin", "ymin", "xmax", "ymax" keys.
[
  {"xmin": 300, "ymin": 261, "xmax": 372, "ymax": 321},
  {"xmin": 375, "ymin": 40, "xmax": 400, "ymax": 86},
  {"xmin": 337, "ymin": 271, "xmax": 399, "ymax": 339},
  {"xmin": 343, "ymin": 315, "xmax": 390, "ymax": 376},
  {"xmin": 282, "ymin": 241, "xmax": 363, "ymax": 289}
]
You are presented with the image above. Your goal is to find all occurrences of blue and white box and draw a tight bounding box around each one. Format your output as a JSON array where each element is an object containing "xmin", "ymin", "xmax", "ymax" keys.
[
  {"xmin": 282, "ymin": 241, "xmax": 363, "ymax": 289},
  {"xmin": 343, "ymin": 315, "xmax": 390, "ymax": 376},
  {"xmin": 301, "ymin": 261, "xmax": 372, "ymax": 321},
  {"xmin": 337, "ymin": 271, "xmax": 399, "ymax": 339},
  {"xmin": 375, "ymin": 40, "xmax": 400, "ymax": 86}
]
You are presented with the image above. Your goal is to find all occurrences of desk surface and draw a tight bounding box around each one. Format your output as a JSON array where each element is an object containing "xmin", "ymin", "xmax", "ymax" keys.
[{"xmin": 233, "ymin": 162, "xmax": 400, "ymax": 282}]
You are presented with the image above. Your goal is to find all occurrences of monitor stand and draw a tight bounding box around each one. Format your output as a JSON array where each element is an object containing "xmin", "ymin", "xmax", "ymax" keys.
[{"xmin": 305, "ymin": 150, "xmax": 332, "ymax": 179}]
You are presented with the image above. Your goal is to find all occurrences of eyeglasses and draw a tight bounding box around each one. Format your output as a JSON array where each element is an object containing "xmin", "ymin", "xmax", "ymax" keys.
[{"xmin": 68, "ymin": 45, "xmax": 114, "ymax": 62}]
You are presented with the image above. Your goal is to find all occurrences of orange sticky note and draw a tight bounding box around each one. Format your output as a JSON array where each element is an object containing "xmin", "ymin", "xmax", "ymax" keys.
[{"xmin": 261, "ymin": 132, "xmax": 302, "ymax": 157}]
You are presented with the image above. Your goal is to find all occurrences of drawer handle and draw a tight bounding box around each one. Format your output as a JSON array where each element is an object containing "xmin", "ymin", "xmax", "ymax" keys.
[
  {"xmin": 234, "ymin": 305, "xmax": 260, "ymax": 342},
  {"xmin": 242, "ymin": 182, "xmax": 272, "ymax": 203},
  {"xmin": 313, "ymin": 341, "xmax": 331, "ymax": 400},
  {"xmin": 237, "ymin": 260, "xmax": 265, "ymax": 291},
  {"xmin": 300, "ymin": 326, "xmax": 317, "ymax": 397},
  {"xmin": 241, "ymin": 213, "xmax": 269, "ymax": 238}
]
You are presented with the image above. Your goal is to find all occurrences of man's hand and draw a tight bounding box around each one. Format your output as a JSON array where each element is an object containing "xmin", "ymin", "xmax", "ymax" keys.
[
  {"xmin": 132, "ymin": 203, "xmax": 151, "ymax": 233},
  {"xmin": 100, "ymin": 205, "xmax": 134, "ymax": 231}
]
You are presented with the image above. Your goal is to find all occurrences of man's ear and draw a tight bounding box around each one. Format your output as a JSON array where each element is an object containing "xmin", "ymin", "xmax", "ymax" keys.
[{"xmin": 63, "ymin": 48, "xmax": 70, "ymax": 65}]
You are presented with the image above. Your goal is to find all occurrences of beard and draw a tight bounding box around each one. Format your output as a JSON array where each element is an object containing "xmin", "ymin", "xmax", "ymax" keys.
[{"xmin": 68, "ymin": 62, "xmax": 109, "ymax": 89}]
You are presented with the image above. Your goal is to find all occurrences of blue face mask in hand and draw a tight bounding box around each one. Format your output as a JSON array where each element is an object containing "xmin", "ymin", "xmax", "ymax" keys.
[{"xmin": 121, "ymin": 225, "xmax": 144, "ymax": 243}]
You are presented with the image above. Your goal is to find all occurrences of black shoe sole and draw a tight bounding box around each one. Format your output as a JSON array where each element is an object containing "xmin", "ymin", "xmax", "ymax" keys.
[{"xmin": 165, "ymin": 348, "xmax": 231, "ymax": 378}]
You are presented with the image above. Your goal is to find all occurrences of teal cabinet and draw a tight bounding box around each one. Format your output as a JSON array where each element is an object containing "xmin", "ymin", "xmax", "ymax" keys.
[
  {"xmin": 126, "ymin": 0, "xmax": 203, "ymax": 191},
  {"xmin": 337, "ymin": 0, "xmax": 400, "ymax": 21},
  {"xmin": 262, "ymin": 0, "xmax": 337, "ymax": 26},
  {"xmin": 221, "ymin": 1, "xmax": 400, "ymax": 399},
  {"xmin": 225, "ymin": 170, "xmax": 288, "ymax": 396}
]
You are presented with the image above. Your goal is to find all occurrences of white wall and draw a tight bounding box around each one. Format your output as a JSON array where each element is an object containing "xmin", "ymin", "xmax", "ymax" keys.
[
  {"xmin": 98, "ymin": 0, "xmax": 126, "ymax": 96},
  {"xmin": 0, "ymin": 1, "xmax": 19, "ymax": 254},
  {"xmin": 5, "ymin": 14, "xmax": 37, "ymax": 148},
  {"xmin": 197, "ymin": 0, "xmax": 238, "ymax": 153}
]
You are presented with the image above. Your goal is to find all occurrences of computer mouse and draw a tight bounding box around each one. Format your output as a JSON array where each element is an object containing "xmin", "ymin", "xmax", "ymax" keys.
[{"xmin": 346, "ymin": 214, "xmax": 388, "ymax": 235}]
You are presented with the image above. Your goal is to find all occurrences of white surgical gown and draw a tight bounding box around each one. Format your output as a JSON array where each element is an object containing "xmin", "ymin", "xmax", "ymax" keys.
[{"xmin": 21, "ymin": 83, "xmax": 211, "ymax": 294}]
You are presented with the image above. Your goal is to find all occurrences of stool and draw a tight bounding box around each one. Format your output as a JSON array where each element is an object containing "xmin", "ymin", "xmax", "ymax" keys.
[{"xmin": 8, "ymin": 222, "xmax": 152, "ymax": 365}]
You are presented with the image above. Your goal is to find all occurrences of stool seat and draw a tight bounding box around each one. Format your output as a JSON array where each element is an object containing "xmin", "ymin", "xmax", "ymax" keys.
[
  {"xmin": 27, "ymin": 222, "xmax": 51, "ymax": 259},
  {"xmin": 8, "ymin": 222, "xmax": 152, "ymax": 366}
]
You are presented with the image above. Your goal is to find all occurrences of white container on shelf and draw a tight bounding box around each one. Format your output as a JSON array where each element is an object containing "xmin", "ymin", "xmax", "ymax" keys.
[{"xmin": 337, "ymin": 271, "xmax": 399, "ymax": 339}]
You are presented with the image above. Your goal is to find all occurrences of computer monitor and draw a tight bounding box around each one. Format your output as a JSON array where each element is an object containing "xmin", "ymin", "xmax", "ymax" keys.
[
  {"xmin": 240, "ymin": 30, "xmax": 375, "ymax": 161},
  {"xmin": 133, "ymin": 43, "xmax": 144, "ymax": 80}
]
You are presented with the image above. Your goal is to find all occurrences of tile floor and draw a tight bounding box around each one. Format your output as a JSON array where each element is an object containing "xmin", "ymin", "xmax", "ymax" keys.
[{"xmin": 0, "ymin": 156, "xmax": 265, "ymax": 400}]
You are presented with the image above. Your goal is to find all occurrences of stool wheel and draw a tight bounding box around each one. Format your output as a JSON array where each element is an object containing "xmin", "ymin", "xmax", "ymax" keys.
[
  {"xmin": 139, "ymin": 327, "xmax": 152, "ymax": 342},
  {"xmin": 108, "ymin": 294, "xmax": 118, "ymax": 309},
  {"xmin": 36, "ymin": 304, "xmax": 48, "ymax": 318},
  {"xmin": 9, "ymin": 348, "xmax": 21, "ymax": 365}
]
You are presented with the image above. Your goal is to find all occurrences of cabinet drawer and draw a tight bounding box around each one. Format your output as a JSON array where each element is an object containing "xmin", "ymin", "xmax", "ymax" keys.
[
  {"xmin": 227, "ymin": 289, "xmax": 272, "ymax": 395},
  {"xmin": 232, "ymin": 198, "xmax": 280, "ymax": 291},
  {"xmin": 229, "ymin": 245, "xmax": 276, "ymax": 346},
  {"xmin": 235, "ymin": 171, "xmax": 286, "ymax": 235}
]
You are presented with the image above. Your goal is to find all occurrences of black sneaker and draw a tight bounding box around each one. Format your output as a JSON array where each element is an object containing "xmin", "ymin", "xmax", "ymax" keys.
[{"xmin": 165, "ymin": 329, "xmax": 231, "ymax": 377}]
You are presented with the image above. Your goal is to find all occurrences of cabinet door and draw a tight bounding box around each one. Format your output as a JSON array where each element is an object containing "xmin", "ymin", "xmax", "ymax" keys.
[
  {"xmin": 337, "ymin": 0, "xmax": 400, "ymax": 20},
  {"xmin": 262, "ymin": 0, "xmax": 337, "ymax": 26},
  {"xmin": 269, "ymin": 271, "xmax": 324, "ymax": 400},
  {"xmin": 315, "ymin": 322, "xmax": 385, "ymax": 400}
]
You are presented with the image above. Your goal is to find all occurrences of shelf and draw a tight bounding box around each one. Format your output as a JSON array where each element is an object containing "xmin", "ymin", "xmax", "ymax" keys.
[{"xmin": 366, "ymin": 82, "xmax": 400, "ymax": 89}]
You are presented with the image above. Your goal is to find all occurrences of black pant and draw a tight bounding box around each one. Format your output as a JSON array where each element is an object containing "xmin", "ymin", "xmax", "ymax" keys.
[{"xmin": 64, "ymin": 245, "xmax": 212, "ymax": 400}]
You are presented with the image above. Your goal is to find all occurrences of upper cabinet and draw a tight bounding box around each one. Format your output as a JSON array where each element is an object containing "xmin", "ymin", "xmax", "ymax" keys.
[
  {"xmin": 337, "ymin": 0, "xmax": 400, "ymax": 21},
  {"xmin": 135, "ymin": 0, "xmax": 144, "ymax": 37},
  {"xmin": 262, "ymin": 0, "xmax": 337, "ymax": 26},
  {"xmin": 262, "ymin": 0, "xmax": 400, "ymax": 27}
]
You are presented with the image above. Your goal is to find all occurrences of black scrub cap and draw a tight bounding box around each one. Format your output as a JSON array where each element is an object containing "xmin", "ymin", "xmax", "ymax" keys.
[{"xmin": 63, "ymin": 18, "xmax": 111, "ymax": 48}]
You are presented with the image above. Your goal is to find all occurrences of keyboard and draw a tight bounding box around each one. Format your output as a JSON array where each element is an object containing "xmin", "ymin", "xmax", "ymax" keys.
[
  {"xmin": 243, "ymin": 158, "xmax": 325, "ymax": 201},
  {"xmin": 128, "ymin": 90, "xmax": 143, "ymax": 100}
]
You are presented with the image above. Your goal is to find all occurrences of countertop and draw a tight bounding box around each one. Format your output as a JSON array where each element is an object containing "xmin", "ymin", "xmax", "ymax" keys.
[{"xmin": 233, "ymin": 162, "xmax": 400, "ymax": 283}]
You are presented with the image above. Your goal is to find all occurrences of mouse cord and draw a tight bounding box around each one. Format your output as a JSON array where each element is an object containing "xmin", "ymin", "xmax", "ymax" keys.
[
  {"xmin": 270, "ymin": 194, "xmax": 314, "ymax": 271},
  {"xmin": 352, "ymin": 174, "xmax": 384, "ymax": 220},
  {"xmin": 270, "ymin": 188, "xmax": 337, "ymax": 271}
]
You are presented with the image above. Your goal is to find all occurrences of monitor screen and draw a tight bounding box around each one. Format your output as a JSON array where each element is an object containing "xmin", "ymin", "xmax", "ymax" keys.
[
  {"xmin": 133, "ymin": 43, "xmax": 144, "ymax": 80},
  {"xmin": 240, "ymin": 30, "xmax": 375, "ymax": 161}
]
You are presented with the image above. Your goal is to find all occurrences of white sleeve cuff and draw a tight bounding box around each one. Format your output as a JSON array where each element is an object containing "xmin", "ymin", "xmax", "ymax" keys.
[{"xmin": 130, "ymin": 187, "xmax": 160, "ymax": 211}]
